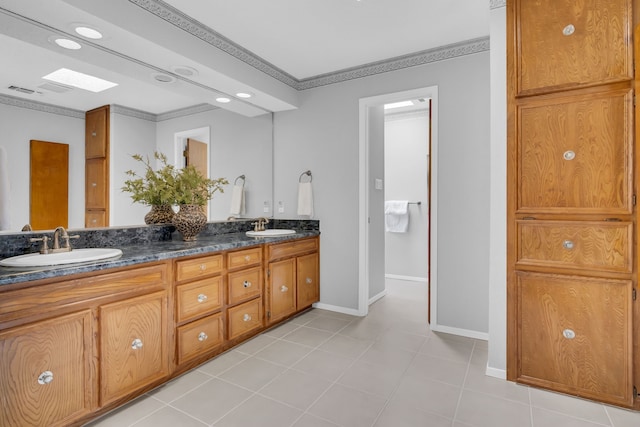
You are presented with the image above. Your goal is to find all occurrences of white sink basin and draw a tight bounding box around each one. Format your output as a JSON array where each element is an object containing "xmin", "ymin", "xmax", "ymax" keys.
[
  {"xmin": 0, "ymin": 248, "xmax": 123, "ymax": 268},
  {"xmin": 246, "ymin": 229, "xmax": 296, "ymax": 237}
]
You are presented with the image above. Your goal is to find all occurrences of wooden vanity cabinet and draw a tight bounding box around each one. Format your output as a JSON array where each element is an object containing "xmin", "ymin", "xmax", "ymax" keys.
[{"xmin": 266, "ymin": 237, "xmax": 319, "ymax": 325}]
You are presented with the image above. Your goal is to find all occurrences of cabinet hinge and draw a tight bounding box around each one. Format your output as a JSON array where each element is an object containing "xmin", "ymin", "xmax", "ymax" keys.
[
  {"xmin": 633, "ymin": 194, "xmax": 637, "ymax": 206},
  {"xmin": 267, "ymin": 311, "xmax": 271, "ymax": 318},
  {"xmin": 634, "ymin": 95, "xmax": 637, "ymax": 107},
  {"xmin": 634, "ymin": 385, "xmax": 638, "ymax": 399},
  {"xmin": 267, "ymin": 269, "xmax": 270, "ymax": 278},
  {"xmin": 633, "ymin": 288, "xmax": 637, "ymax": 301}
]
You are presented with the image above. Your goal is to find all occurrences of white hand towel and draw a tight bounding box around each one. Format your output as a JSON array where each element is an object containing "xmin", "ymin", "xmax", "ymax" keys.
[
  {"xmin": 297, "ymin": 182, "xmax": 313, "ymax": 217},
  {"xmin": 0, "ymin": 146, "xmax": 10, "ymax": 231},
  {"xmin": 229, "ymin": 184, "xmax": 245, "ymax": 216},
  {"xmin": 384, "ymin": 200, "xmax": 409, "ymax": 233}
]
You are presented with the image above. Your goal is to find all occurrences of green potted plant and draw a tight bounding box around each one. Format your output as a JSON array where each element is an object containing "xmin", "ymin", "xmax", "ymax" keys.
[
  {"xmin": 172, "ymin": 165, "xmax": 228, "ymax": 241},
  {"xmin": 122, "ymin": 152, "xmax": 178, "ymax": 224}
]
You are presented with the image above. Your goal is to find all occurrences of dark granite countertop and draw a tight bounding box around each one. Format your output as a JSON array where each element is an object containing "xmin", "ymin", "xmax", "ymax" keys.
[{"xmin": 0, "ymin": 230, "xmax": 319, "ymax": 287}]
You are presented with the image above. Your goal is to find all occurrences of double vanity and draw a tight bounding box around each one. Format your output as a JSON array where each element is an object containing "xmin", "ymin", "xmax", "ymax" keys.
[{"xmin": 0, "ymin": 220, "xmax": 320, "ymax": 427}]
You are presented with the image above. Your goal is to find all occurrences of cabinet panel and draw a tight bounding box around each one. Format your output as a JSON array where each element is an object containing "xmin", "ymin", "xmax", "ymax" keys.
[
  {"xmin": 227, "ymin": 247, "xmax": 262, "ymax": 270},
  {"xmin": 100, "ymin": 291, "xmax": 168, "ymax": 406},
  {"xmin": 0, "ymin": 311, "xmax": 92, "ymax": 427},
  {"xmin": 177, "ymin": 313, "xmax": 224, "ymax": 364},
  {"xmin": 517, "ymin": 220, "xmax": 632, "ymax": 273},
  {"xmin": 268, "ymin": 238, "xmax": 318, "ymax": 261},
  {"xmin": 228, "ymin": 266, "xmax": 262, "ymax": 305},
  {"xmin": 227, "ymin": 298, "xmax": 262, "ymax": 341},
  {"xmin": 175, "ymin": 254, "xmax": 223, "ymax": 282},
  {"xmin": 518, "ymin": 89, "xmax": 632, "ymax": 214},
  {"xmin": 85, "ymin": 106, "xmax": 108, "ymax": 159},
  {"xmin": 267, "ymin": 258, "xmax": 297, "ymax": 324},
  {"xmin": 176, "ymin": 276, "xmax": 223, "ymax": 324},
  {"xmin": 297, "ymin": 252, "xmax": 319, "ymax": 309},
  {"xmin": 518, "ymin": 272, "xmax": 633, "ymax": 406},
  {"xmin": 516, "ymin": 0, "xmax": 632, "ymax": 94},
  {"xmin": 85, "ymin": 158, "xmax": 108, "ymax": 209}
]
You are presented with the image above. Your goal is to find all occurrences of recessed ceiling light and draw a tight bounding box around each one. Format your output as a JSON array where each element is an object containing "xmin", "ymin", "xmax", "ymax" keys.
[
  {"xmin": 216, "ymin": 97, "xmax": 231, "ymax": 103},
  {"xmin": 42, "ymin": 68, "xmax": 118, "ymax": 93},
  {"xmin": 152, "ymin": 73, "xmax": 176, "ymax": 83},
  {"xmin": 52, "ymin": 38, "xmax": 81, "ymax": 50},
  {"xmin": 172, "ymin": 66, "xmax": 198, "ymax": 77},
  {"xmin": 384, "ymin": 100, "xmax": 414, "ymax": 110},
  {"xmin": 74, "ymin": 26, "xmax": 103, "ymax": 39},
  {"xmin": 236, "ymin": 92, "xmax": 253, "ymax": 99}
]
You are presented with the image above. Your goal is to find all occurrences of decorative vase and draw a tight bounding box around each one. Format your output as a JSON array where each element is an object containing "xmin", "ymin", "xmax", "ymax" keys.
[
  {"xmin": 173, "ymin": 204, "xmax": 207, "ymax": 241},
  {"xmin": 144, "ymin": 204, "xmax": 175, "ymax": 225}
]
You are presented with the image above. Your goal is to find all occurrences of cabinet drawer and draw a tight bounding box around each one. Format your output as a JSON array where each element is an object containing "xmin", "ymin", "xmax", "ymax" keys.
[
  {"xmin": 268, "ymin": 237, "xmax": 318, "ymax": 261},
  {"xmin": 227, "ymin": 298, "xmax": 262, "ymax": 341},
  {"xmin": 175, "ymin": 254, "xmax": 223, "ymax": 282},
  {"xmin": 515, "ymin": 0, "xmax": 632, "ymax": 95},
  {"xmin": 517, "ymin": 89, "xmax": 633, "ymax": 215},
  {"xmin": 177, "ymin": 313, "xmax": 224, "ymax": 365},
  {"xmin": 228, "ymin": 266, "xmax": 262, "ymax": 305},
  {"xmin": 176, "ymin": 276, "xmax": 223, "ymax": 324},
  {"xmin": 227, "ymin": 247, "xmax": 262, "ymax": 270},
  {"xmin": 517, "ymin": 272, "xmax": 633, "ymax": 406},
  {"xmin": 517, "ymin": 220, "xmax": 632, "ymax": 274},
  {"xmin": 85, "ymin": 209, "xmax": 106, "ymax": 228}
]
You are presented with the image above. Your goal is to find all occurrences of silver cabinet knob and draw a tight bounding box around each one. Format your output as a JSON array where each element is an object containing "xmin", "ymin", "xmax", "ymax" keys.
[
  {"xmin": 280, "ymin": 285, "xmax": 288, "ymax": 292},
  {"xmin": 562, "ymin": 240, "xmax": 574, "ymax": 250},
  {"xmin": 197, "ymin": 293, "xmax": 208, "ymax": 303},
  {"xmin": 563, "ymin": 150, "xmax": 576, "ymax": 161},
  {"xmin": 562, "ymin": 329, "xmax": 576, "ymax": 339},
  {"xmin": 306, "ymin": 277, "xmax": 312, "ymax": 284},
  {"xmin": 244, "ymin": 255, "xmax": 251, "ymax": 262},
  {"xmin": 562, "ymin": 24, "xmax": 575, "ymax": 36},
  {"xmin": 91, "ymin": 131, "xmax": 97, "ymax": 137},
  {"xmin": 243, "ymin": 280, "xmax": 252, "ymax": 288},
  {"xmin": 131, "ymin": 338, "xmax": 143, "ymax": 350},
  {"xmin": 38, "ymin": 371, "xmax": 54, "ymax": 385},
  {"xmin": 199, "ymin": 264, "xmax": 206, "ymax": 271},
  {"xmin": 243, "ymin": 313, "xmax": 252, "ymax": 322},
  {"xmin": 91, "ymin": 182, "xmax": 97, "ymax": 187},
  {"xmin": 198, "ymin": 332, "xmax": 208, "ymax": 342}
]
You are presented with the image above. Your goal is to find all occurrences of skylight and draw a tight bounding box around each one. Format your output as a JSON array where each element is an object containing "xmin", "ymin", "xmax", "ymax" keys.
[{"xmin": 42, "ymin": 68, "xmax": 118, "ymax": 93}]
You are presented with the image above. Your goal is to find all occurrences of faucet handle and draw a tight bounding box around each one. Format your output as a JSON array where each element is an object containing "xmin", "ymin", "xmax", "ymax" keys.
[{"xmin": 30, "ymin": 236, "xmax": 50, "ymax": 254}]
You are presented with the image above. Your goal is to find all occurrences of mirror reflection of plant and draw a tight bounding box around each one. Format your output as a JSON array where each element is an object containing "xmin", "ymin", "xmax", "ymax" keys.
[
  {"xmin": 174, "ymin": 165, "xmax": 228, "ymax": 206},
  {"xmin": 122, "ymin": 152, "xmax": 177, "ymax": 206}
]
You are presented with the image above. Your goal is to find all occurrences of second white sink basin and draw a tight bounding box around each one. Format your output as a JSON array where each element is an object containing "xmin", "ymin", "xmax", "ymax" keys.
[
  {"xmin": 246, "ymin": 229, "xmax": 296, "ymax": 237},
  {"xmin": 0, "ymin": 248, "xmax": 123, "ymax": 268}
]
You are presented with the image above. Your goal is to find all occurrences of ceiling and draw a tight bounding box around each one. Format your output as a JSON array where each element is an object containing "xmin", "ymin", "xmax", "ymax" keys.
[{"xmin": 0, "ymin": 0, "xmax": 489, "ymax": 116}]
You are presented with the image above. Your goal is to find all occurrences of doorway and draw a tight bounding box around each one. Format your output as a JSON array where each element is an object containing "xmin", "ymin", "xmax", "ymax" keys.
[{"xmin": 358, "ymin": 86, "xmax": 438, "ymax": 324}]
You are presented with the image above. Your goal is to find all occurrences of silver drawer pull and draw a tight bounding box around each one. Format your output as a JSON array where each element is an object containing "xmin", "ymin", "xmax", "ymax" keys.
[
  {"xmin": 244, "ymin": 255, "xmax": 251, "ymax": 261},
  {"xmin": 199, "ymin": 264, "xmax": 206, "ymax": 271},
  {"xmin": 280, "ymin": 285, "xmax": 288, "ymax": 292},
  {"xmin": 243, "ymin": 313, "xmax": 252, "ymax": 322},
  {"xmin": 563, "ymin": 150, "xmax": 576, "ymax": 161},
  {"xmin": 38, "ymin": 371, "xmax": 54, "ymax": 385},
  {"xmin": 562, "ymin": 329, "xmax": 576, "ymax": 339},
  {"xmin": 131, "ymin": 338, "xmax": 143, "ymax": 350},
  {"xmin": 562, "ymin": 240, "xmax": 574, "ymax": 250},
  {"xmin": 197, "ymin": 293, "xmax": 208, "ymax": 303},
  {"xmin": 198, "ymin": 332, "xmax": 208, "ymax": 341},
  {"xmin": 562, "ymin": 24, "xmax": 575, "ymax": 36},
  {"xmin": 243, "ymin": 280, "xmax": 252, "ymax": 288},
  {"xmin": 306, "ymin": 277, "xmax": 312, "ymax": 284}
]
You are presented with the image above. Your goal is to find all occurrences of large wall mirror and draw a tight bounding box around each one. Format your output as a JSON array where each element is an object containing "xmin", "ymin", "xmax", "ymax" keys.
[{"xmin": 0, "ymin": 2, "xmax": 274, "ymax": 232}]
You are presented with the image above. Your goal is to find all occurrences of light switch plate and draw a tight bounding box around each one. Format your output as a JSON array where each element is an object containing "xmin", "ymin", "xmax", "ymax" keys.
[{"xmin": 375, "ymin": 179, "xmax": 383, "ymax": 190}]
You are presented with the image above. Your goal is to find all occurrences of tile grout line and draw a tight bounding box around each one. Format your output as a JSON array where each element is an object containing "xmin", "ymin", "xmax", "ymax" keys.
[{"xmin": 451, "ymin": 340, "xmax": 475, "ymax": 425}]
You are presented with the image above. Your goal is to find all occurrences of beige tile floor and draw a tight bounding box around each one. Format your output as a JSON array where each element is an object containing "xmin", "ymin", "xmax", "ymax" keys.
[{"xmin": 86, "ymin": 279, "xmax": 640, "ymax": 427}]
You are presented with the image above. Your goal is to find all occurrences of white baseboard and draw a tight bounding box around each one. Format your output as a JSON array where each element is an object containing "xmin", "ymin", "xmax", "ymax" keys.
[
  {"xmin": 368, "ymin": 289, "xmax": 387, "ymax": 305},
  {"xmin": 385, "ymin": 274, "xmax": 428, "ymax": 283},
  {"xmin": 485, "ymin": 365, "xmax": 507, "ymax": 379},
  {"xmin": 430, "ymin": 323, "xmax": 489, "ymax": 341},
  {"xmin": 312, "ymin": 302, "xmax": 363, "ymax": 317}
]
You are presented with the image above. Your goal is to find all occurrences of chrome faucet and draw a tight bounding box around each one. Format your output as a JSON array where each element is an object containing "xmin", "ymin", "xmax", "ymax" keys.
[{"xmin": 251, "ymin": 217, "xmax": 269, "ymax": 232}]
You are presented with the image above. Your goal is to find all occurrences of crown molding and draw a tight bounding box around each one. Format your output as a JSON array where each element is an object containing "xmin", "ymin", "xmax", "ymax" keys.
[
  {"xmin": 156, "ymin": 103, "xmax": 218, "ymax": 121},
  {"xmin": 0, "ymin": 94, "xmax": 84, "ymax": 119},
  {"xmin": 110, "ymin": 104, "xmax": 157, "ymax": 121},
  {"xmin": 490, "ymin": 0, "xmax": 506, "ymax": 9},
  {"xmin": 132, "ymin": 0, "xmax": 491, "ymax": 90}
]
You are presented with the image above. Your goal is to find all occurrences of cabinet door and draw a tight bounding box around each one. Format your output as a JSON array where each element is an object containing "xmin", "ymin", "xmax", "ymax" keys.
[
  {"xmin": 85, "ymin": 158, "xmax": 108, "ymax": 209},
  {"xmin": 516, "ymin": 0, "xmax": 632, "ymax": 94},
  {"xmin": 518, "ymin": 272, "xmax": 633, "ymax": 406},
  {"xmin": 85, "ymin": 106, "xmax": 108, "ymax": 159},
  {"xmin": 0, "ymin": 311, "xmax": 92, "ymax": 427},
  {"xmin": 297, "ymin": 253, "xmax": 319, "ymax": 309},
  {"xmin": 100, "ymin": 291, "xmax": 168, "ymax": 406},
  {"xmin": 267, "ymin": 258, "xmax": 296, "ymax": 324},
  {"xmin": 517, "ymin": 89, "xmax": 633, "ymax": 214}
]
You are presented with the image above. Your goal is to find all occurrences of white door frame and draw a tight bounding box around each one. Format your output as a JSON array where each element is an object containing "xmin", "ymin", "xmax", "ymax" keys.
[{"xmin": 358, "ymin": 86, "xmax": 439, "ymax": 318}]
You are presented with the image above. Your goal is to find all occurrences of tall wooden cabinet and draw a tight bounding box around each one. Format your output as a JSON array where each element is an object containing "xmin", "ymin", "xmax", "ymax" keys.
[
  {"xmin": 507, "ymin": 0, "xmax": 639, "ymax": 408},
  {"xmin": 85, "ymin": 105, "xmax": 110, "ymax": 228}
]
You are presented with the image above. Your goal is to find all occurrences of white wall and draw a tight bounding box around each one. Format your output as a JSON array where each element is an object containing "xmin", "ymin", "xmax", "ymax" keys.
[
  {"xmin": 0, "ymin": 104, "xmax": 85, "ymax": 230},
  {"xmin": 155, "ymin": 109, "xmax": 273, "ymax": 220},
  {"xmin": 384, "ymin": 111, "xmax": 430, "ymax": 279},
  {"xmin": 109, "ymin": 112, "xmax": 157, "ymax": 226},
  {"xmin": 488, "ymin": 3, "xmax": 508, "ymax": 376},
  {"xmin": 274, "ymin": 51, "xmax": 491, "ymax": 335}
]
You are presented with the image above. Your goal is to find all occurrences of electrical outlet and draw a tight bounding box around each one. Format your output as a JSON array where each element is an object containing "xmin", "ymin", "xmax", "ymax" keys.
[
  {"xmin": 263, "ymin": 201, "xmax": 270, "ymax": 213},
  {"xmin": 278, "ymin": 201, "xmax": 285, "ymax": 213}
]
